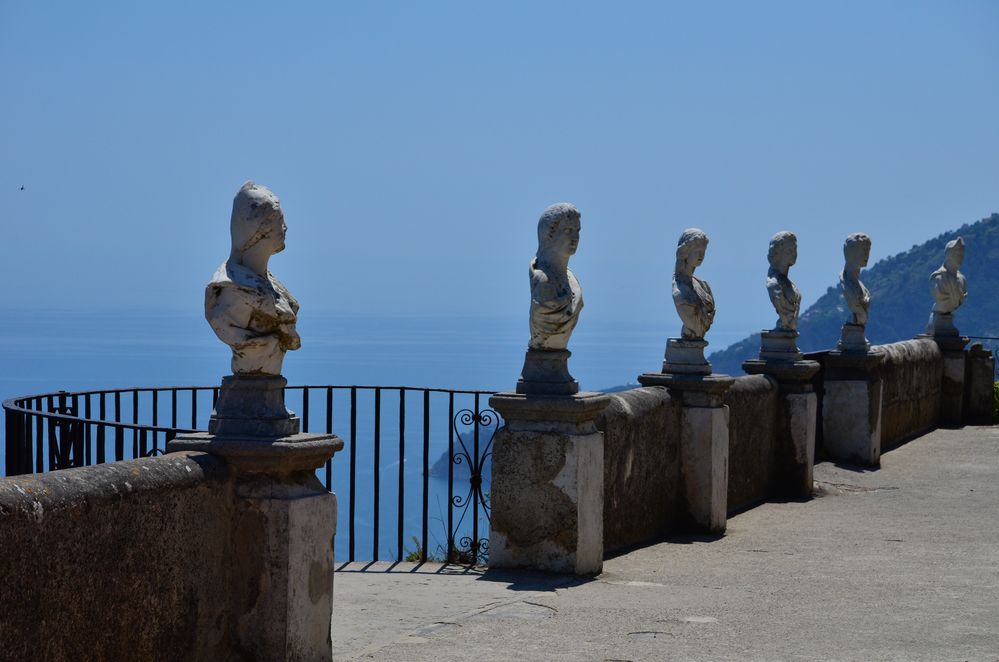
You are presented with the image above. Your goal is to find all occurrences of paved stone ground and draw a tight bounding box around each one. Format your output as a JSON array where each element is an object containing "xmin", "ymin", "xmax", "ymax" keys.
[{"xmin": 333, "ymin": 426, "xmax": 999, "ymax": 661}]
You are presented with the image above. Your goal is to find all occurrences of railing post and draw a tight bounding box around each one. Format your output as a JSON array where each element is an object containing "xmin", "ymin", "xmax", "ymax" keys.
[{"xmin": 5, "ymin": 407, "xmax": 20, "ymax": 476}]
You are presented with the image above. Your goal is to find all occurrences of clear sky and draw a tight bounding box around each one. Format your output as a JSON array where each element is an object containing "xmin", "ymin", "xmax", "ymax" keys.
[{"xmin": 2, "ymin": 1, "xmax": 997, "ymax": 344}]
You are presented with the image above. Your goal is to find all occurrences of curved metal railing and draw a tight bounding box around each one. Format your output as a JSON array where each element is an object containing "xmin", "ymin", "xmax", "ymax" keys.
[{"xmin": 3, "ymin": 384, "xmax": 498, "ymax": 565}]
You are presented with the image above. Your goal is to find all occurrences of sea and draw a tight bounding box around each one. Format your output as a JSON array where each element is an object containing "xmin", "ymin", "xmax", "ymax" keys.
[{"xmin": 0, "ymin": 308, "xmax": 749, "ymax": 562}]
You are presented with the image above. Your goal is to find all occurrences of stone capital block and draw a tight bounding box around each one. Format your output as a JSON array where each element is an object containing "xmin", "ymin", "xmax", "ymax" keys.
[
  {"xmin": 822, "ymin": 350, "xmax": 884, "ymax": 466},
  {"xmin": 779, "ymin": 392, "xmax": 816, "ymax": 497},
  {"xmin": 488, "ymin": 392, "xmax": 608, "ymax": 575},
  {"xmin": 232, "ymin": 479, "xmax": 338, "ymax": 662},
  {"xmin": 965, "ymin": 343, "xmax": 996, "ymax": 425},
  {"xmin": 742, "ymin": 359, "xmax": 818, "ymax": 497},
  {"xmin": 679, "ymin": 405, "xmax": 729, "ymax": 532},
  {"xmin": 637, "ymin": 373, "xmax": 733, "ymax": 532},
  {"xmin": 921, "ymin": 334, "xmax": 971, "ymax": 426}
]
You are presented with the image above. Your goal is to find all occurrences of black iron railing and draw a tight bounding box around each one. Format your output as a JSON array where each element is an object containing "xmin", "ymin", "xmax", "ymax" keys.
[{"xmin": 2, "ymin": 385, "xmax": 498, "ymax": 565}]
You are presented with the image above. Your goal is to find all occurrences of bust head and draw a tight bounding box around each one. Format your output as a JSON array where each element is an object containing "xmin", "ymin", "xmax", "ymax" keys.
[
  {"xmin": 843, "ymin": 232, "xmax": 871, "ymax": 269},
  {"xmin": 768, "ymin": 231, "xmax": 797, "ymax": 273},
  {"xmin": 536, "ymin": 203, "xmax": 581, "ymax": 263},
  {"xmin": 230, "ymin": 181, "xmax": 286, "ymax": 262},
  {"xmin": 675, "ymin": 228, "xmax": 709, "ymax": 275},
  {"xmin": 943, "ymin": 236, "xmax": 965, "ymax": 271}
]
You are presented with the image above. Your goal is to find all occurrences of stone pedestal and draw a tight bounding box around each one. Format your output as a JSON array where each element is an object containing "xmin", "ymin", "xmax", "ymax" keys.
[
  {"xmin": 822, "ymin": 350, "xmax": 884, "ymax": 467},
  {"xmin": 921, "ymin": 333, "xmax": 970, "ymax": 427},
  {"xmin": 209, "ymin": 375, "xmax": 300, "ymax": 437},
  {"xmin": 926, "ymin": 311, "xmax": 959, "ymax": 336},
  {"xmin": 838, "ymin": 322, "xmax": 871, "ymax": 353},
  {"xmin": 743, "ymin": 357, "xmax": 820, "ymax": 498},
  {"xmin": 756, "ymin": 329, "xmax": 803, "ymax": 362},
  {"xmin": 487, "ymin": 392, "xmax": 609, "ymax": 575},
  {"xmin": 637, "ymin": 373, "xmax": 733, "ymax": 532},
  {"xmin": 168, "ymin": 374, "xmax": 343, "ymax": 661},
  {"xmin": 663, "ymin": 338, "xmax": 711, "ymax": 375},
  {"xmin": 965, "ymin": 343, "xmax": 996, "ymax": 425},
  {"xmin": 517, "ymin": 349, "xmax": 580, "ymax": 396}
]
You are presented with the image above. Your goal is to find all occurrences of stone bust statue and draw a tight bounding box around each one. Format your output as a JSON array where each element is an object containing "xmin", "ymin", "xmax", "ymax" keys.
[
  {"xmin": 930, "ymin": 237, "xmax": 967, "ymax": 315},
  {"xmin": 841, "ymin": 232, "xmax": 872, "ymax": 326},
  {"xmin": 926, "ymin": 236, "xmax": 967, "ymax": 336},
  {"xmin": 528, "ymin": 203, "xmax": 583, "ymax": 351},
  {"xmin": 205, "ymin": 182, "xmax": 301, "ymax": 375},
  {"xmin": 766, "ymin": 231, "xmax": 801, "ymax": 332},
  {"xmin": 673, "ymin": 228, "xmax": 715, "ymax": 340}
]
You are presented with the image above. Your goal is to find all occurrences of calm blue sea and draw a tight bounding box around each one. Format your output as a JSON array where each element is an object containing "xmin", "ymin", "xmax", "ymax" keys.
[{"xmin": 0, "ymin": 308, "xmax": 748, "ymax": 561}]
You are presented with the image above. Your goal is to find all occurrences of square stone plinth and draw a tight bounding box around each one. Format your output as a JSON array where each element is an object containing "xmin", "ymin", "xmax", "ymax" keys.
[
  {"xmin": 488, "ymin": 392, "xmax": 609, "ymax": 575},
  {"xmin": 822, "ymin": 350, "xmax": 884, "ymax": 467}
]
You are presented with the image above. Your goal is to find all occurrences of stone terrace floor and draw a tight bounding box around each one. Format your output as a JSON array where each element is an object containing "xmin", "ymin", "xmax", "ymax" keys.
[{"xmin": 334, "ymin": 426, "xmax": 999, "ymax": 661}]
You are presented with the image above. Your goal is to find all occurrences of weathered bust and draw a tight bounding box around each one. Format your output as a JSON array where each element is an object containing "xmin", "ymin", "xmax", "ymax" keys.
[
  {"xmin": 930, "ymin": 237, "xmax": 967, "ymax": 315},
  {"xmin": 766, "ymin": 231, "xmax": 801, "ymax": 332},
  {"xmin": 205, "ymin": 182, "xmax": 301, "ymax": 375},
  {"xmin": 673, "ymin": 228, "xmax": 715, "ymax": 340},
  {"xmin": 528, "ymin": 203, "xmax": 583, "ymax": 351},
  {"xmin": 841, "ymin": 232, "xmax": 872, "ymax": 326}
]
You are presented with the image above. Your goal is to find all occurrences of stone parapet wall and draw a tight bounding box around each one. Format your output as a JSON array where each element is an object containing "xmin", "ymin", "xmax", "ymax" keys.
[
  {"xmin": 0, "ymin": 452, "xmax": 247, "ymax": 662},
  {"xmin": 724, "ymin": 375, "xmax": 779, "ymax": 513},
  {"xmin": 596, "ymin": 387, "xmax": 680, "ymax": 553},
  {"xmin": 877, "ymin": 339, "xmax": 943, "ymax": 449}
]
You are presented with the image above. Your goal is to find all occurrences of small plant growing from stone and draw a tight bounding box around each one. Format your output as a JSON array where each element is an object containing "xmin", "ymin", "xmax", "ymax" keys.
[{"xmin": 403, "ymin": 536, "xmax": 442, "ymax": 563}]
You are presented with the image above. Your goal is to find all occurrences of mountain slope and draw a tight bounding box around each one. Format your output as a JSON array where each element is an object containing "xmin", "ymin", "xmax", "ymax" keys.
[{"xmin": 710, "ymin": 213, "xmax": 999, "ymax": 375}]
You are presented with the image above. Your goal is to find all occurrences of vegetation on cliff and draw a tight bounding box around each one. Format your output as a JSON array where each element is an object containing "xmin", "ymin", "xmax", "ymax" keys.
[{"xmin": 710, "ymin": 213, "xmax": 999, "ymax": 375}]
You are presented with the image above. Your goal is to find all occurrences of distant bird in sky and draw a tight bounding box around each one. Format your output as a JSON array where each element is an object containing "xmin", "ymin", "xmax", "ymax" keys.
[{"xmin": 20, "ymin": 185, "xmax": 25, "ymax": 190}]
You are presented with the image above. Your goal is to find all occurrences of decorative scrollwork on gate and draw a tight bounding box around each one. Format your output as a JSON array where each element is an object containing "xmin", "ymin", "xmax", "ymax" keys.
[{"xmin": 448, "ymin": 407, "xmax": 498, "ymax": 564}]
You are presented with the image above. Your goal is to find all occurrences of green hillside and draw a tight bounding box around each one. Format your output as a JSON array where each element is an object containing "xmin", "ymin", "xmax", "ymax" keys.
[{"xmin": 710, "ymin": 213, "xmax": 999, "ymax": 375}]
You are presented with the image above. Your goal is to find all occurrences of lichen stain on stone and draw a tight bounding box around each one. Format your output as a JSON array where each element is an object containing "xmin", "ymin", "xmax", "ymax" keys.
[{"xmin": 308, "ymin": 560, "xmax": 330, "ymax": 604}]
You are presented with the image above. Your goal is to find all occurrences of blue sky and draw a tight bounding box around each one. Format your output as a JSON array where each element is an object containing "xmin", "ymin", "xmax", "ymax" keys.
[{"xmin": 2, "ymin": 1, "xmax": 997, "ymax": 343}]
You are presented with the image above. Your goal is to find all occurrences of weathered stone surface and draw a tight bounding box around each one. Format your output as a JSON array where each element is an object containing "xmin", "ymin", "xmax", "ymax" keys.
[
  {"xmin": 488, "ymin": 391, "xmax": 609, "ymax": 435},
  {"xmin": 823, "ymin": 379, "xmax": 883, "ymax": 466},
  {"xmin": 595, "ymin": 387, "xmax": 681, "ymax": 552},
  {"xmin": 638, "ymin": 372, "xmax": 734, "ymax": 408},
  {"xmin": 487, "ymin": 390, "xmax": 607, "ymax": 574},
  {"xmin": 0, "ymin": 453, "xmax": 237, "ymax": 662},
  {"xmin": 662, "ymin": 337, "xmax": 711, "ymax": 374},
  {"xmin": 940, "ymin": 350, "xmax": 967, "ymax": 427},
  {"xmin": 207, "ymin": 181, "xmax": 301, "ymax": 376},
  {"xmin": 778, "ymin": 391, "xmax": 817, "ymax": 497},
  {"xmin": 724, "ymin": 375, "xmax": 778, "ymax": 513},
  {"xmin": 758, "ymin": 329, "xmax": 803, "ymax": 361},
  {"xmin": 742, "ymin": 353, "xmax": 819, "ymax": 387},
  {"xmin": 516, "ymin": 348, "xmax": 579, "ymax": 395},
  {"xmin": 878, "ymin": 339, "xmax": 943, "ymax": 447},
  {"xmin": 209, "ymin": 374, "xmax": 301, "ymax": 437},
  {"xmin": 0, "ymin": 452, "xmax": 341, "ymax": 662},
  {"xmin": 488, "ymin": 427, "xmax": 603, "ymax": 575},
  {"xmin": 680, "ymin": 404, "xmax": 729, "ymax": 532},
  {"xmin": 233, "ymin": 476, "xmax": 337, "ymax": 662},
  {"xmin": 168, "ymin": 431, "xmax": 343, "ymax": 477},
  {"xmin": 965, "ymin": 343, "xmax": 996, "ymax": 424}
]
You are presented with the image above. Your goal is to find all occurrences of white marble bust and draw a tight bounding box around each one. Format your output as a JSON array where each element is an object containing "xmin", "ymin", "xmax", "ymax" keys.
[
  {"xmin": 528, "ymin": 203, "xmax": 583, "ymax": 351},
  {"xmin": 840, "ymin": 233, "xmax": 871, "ymax": 326},
  {"xmin": 766, "ymin": 231, "xmax": 802, "ymax": 332},
  {"xmin": 930, "ymin": 237, "xmax": 967, "ymax": 315},
  {"xmin": 673, "ymin": 228, "xmax": 715, "ymax": 340},
  {"xmin": 205, "ymin": 182, "xmax": 301, "ymax": 375}
]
